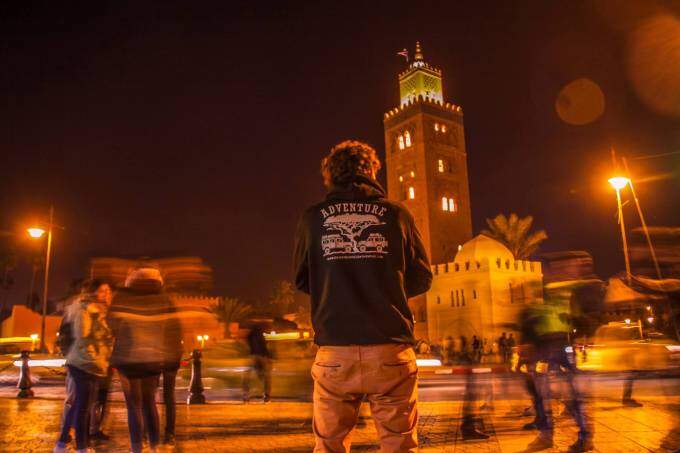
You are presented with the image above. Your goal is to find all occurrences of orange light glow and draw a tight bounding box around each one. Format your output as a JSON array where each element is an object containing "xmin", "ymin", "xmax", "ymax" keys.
[
  {"xmin": 27, "ymin": 227, "xmax": 46, "ymax": 238},
  {"xmin": 608, "ymin": 176, "xmax": 630, "ymax": 191}
]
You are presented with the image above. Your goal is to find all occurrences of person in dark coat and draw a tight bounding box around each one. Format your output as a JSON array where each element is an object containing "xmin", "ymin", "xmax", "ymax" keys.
[
  {"xmin": 242, "ymin": 324, "xmax": 272, "ymax": 403},
  {"xmin": 108, "ymin": 265, "xmax": 182, "ymax": 453}
]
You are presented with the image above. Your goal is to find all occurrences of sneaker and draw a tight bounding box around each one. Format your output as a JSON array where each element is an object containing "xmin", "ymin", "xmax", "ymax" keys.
[
  {"xmin": 52, "ymin": 443, "xmax": 68, "ymax": 453},
  {"xmin": 163, "ymin": 433, "xmax": 176, "ymax": 445},
  {"xmin": 461, "ymin": 428, "xmax": 490, "ymax": 441},
  {"xmin": 526, "ymin": 433, "xmax": 554, "ymax": 451},
  {"xmin": 568, "ymin": 434, "xmax": 594, "ymax": 452},
  {"xmin": 622, "ymin": 398, "xmax": 643, "ymax": 407},
  {"xmin": 523, "ymin": 421, "xmax": 540, "ymax": 430},
  {"xmin": 91, "ymin": 431, "xmax": 110, "ymax": 441}
]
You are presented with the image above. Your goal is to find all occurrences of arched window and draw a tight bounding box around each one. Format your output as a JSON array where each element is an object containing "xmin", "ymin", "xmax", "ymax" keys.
[
  {"xmin": 454, "ymin": 263, "xmax": 460, "ymax": 272},
  {"xmin": 461, "ymin": 290, "xmax": 465, "ymax": 306},
  {"xmin": 438, "ymin": 159, "xmax": 445, "ymax": 173},
  {"xmin": 404, "ymin": 131, "xmax": 412, "ymax": 147},
  {"xmin": 408, "ymin": 187, "xmax": 415, "ymax": 199},
  {"xmin": 450, "ymin": 291, "xmax": 454, "ymax": 306},
  {"xmin": 448, "ymin": 198, "xmax": 456, "ymax": 212},
  {"xmin": 455, "ymin": 290, "xmax": 460, "ymax": 306},
  {"xmin": 436, "ymin": 296, "xmax": 441, "ymax": 305},
  {"xmin": 496, "ymin": 258, "xmax": 501, "ymax": 268},
  {"xmin": 398, "ymin": 135, "xmax": 405, "ymax": 150},
  {"xmin": 465, "ymin": 261, "xmax": 470, "ymax": 271},
  {"xmin": 442, "ymin": 197, "xmax": 448, "ymax": 211},
  {"xmin": 441, "ymin": 124, "xmax": 447, "ymax": 133},
  {"xmin": 434, "ymin": 122, "xmax": 440, "ymax": 131},
  {"xmin": 505, "ymin": 259, "xmax": 510, "ymax": 269},
  {"xmin": 473, "ymin": 289, "xmax": 477, "ymax": 299}
]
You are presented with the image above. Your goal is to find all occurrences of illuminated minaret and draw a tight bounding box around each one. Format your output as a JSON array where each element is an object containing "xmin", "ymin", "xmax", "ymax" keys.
[{"xmin": 383, "ymin": 42, "xmax": 473, "ymax": 338}]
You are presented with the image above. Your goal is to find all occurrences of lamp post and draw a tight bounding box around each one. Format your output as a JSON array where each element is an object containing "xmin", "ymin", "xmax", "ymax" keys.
[
  {"xmin": 27, "ymin": 206, "xmax": 54, "ymax": 353},
  {"xmin": 608, "ymin": 177, "xmax": 632, "ymax": 285}
]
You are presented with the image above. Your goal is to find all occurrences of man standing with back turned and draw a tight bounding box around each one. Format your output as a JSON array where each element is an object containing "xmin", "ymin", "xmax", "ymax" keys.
[{"xmin": 294, "ymin": 140, "xmax": 432, "ymax": 453}]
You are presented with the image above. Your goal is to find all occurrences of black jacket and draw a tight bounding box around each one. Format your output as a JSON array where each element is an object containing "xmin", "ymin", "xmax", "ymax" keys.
[{"xmin": 293, "ymin": 176, "xmax": 432, "ymax": 346}]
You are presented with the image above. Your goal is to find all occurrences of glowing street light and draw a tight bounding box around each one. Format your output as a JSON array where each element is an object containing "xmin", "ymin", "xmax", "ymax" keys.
[
  {"xmin": 27, "ymin": 206, "xmax": 55, "ymax": 352},
  {"xmin": 608, "ymin": 176, "xmax": 630, "ymax": 191},
  {"xmin": 197, "ymin": 334, "xmax": 209, "ymax": 348},
  {"xmin": 27, "ymin": 228, "xmax": 45, "ymax": 238},
  {"xmin": 609, "ymin": 176, "xmax": 632, "ymax": 285},
  {"xmin": 29, "ymin": 333, "xmax": 39, "ymax": 351}
]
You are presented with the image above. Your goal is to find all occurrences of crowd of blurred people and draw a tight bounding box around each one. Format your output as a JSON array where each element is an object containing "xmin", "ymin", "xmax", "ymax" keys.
[
  {"xmin": 425, "ymin": 332, "xmax": 516, "ymax": 366},
  {"xmin": 53, "ymin": 265, "xmax": 184, "ymax": 453}
]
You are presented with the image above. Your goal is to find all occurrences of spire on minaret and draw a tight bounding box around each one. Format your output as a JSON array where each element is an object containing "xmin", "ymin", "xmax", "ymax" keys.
[{"xmin": 414, "ymin": 41, "xmax": 424, "ymax": 61}]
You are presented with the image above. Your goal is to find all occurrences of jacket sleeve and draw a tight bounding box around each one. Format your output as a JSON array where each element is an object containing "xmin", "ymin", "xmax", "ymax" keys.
[
  {"xmin": 402, "ymin": 209, "xmax": 433, "ymax": 298},
  {"xmin": 293, "ymin": 211, "xmax": 311, "ymax": 294}
]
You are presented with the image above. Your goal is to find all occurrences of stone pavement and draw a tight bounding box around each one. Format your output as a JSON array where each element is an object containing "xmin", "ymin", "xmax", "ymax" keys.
[{"xmin": 1, "ymin": 395, "xmax": 679, "ymax": 452}]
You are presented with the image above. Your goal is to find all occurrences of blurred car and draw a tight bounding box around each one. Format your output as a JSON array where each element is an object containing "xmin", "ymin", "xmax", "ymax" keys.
[
  {"xmin": 0, "ymin": 337, "xmax": 67, "ymax": 384},
  {"xmin": 178, "ymin": 335, "xmax": 317, "ymax": 398},
  {"xmin": 577, "ymin": 321, "xmax": 680, "ymax": 372}
]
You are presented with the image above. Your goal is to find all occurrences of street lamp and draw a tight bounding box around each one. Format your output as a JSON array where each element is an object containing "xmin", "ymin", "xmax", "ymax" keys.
[
  {"xmin": 27, "ymin": 206, "xmax": 55, "ymax": 353},
  {"xmin": 608, "ymin": 177, "xmax": 632, "ymax": 285},
  {"xmin": 197, "ymin": 334, "xmax": 209, "ymax": 348}
]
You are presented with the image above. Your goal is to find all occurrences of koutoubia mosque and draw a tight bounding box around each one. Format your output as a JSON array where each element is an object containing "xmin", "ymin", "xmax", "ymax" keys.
[{"xmin": 383, "ymin": 43, "xmax": 543, "ymax": 342}]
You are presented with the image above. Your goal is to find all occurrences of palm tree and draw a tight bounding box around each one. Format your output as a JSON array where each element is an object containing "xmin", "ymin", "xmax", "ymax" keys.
[
  {"xmin": 211, "ymin": 297, "xmax": 252, "ymax": 338},
  {"xmin": 270, "ymin": 280, "xmax": 296, "ymax": 317},
  {"xmin": 481, "ymin": 213, "xmax": 548, "ymax": 260}
]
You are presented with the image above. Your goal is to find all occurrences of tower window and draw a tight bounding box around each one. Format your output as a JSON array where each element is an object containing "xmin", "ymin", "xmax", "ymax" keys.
[
  {"xmin": 442, "ymin": 197, "xmax": 457, "ymax": 213},
  {"xmin": 399, "ymin": 175, "xmax": 404, "ymax": 182},
  {"xmin": 473, "ymin": 289, "xmax": 477, "ymax": 299},
  {"xmin": 410, "ymin": 170, "xmax": 415, "ymax": 178},
  {"xmin": 408, "ymin": 187, "xmax": 415, "ymax": 199},
  {"xmin": 404, "ymin": 131, "xmax": 412, "ymax": 147},
  {"xmin": 436, "ymin": 296, "xmax": 441, "ymax": 305},
  {"xmin": 434, "ymin": 123, "xmax": 439, "ymax": 131},
  {"xmin": 441, "ymin": 124, "xmax": 447, "ymax": 133},
  {"xmin": 398, "ymin": 135, "xmax": 405, "ymax": 150},
  {"xmin": 438, "ymin": 159, "xmax": 444, "ymax": 173}
]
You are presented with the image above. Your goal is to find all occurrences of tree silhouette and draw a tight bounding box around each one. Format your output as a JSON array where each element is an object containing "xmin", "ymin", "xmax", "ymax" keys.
[
  {"xmin": 211, "ymin": 297, "xmax": 252, "ymax": 338},
  {"xmin": 324, "ymin": 214, "xmax": 383, "ymax": 252}
]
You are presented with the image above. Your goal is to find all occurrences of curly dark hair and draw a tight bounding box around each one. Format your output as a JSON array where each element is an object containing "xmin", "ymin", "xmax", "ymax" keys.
[{"xmin": 320, "ymin": 140, "xmax": 382, "ymax": 188}]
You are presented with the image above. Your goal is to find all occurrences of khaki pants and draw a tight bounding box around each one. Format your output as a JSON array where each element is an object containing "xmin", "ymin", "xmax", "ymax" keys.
[{"xmin": 311, "ymin": 343, "xmax": 418, "ymax": 453}]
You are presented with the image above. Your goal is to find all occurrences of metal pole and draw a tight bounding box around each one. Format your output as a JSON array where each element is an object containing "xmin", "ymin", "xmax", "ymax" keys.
[
  {"xmin": 40, "ymin": 206, "xmax": 54, "ymax": 353},
  {"xmin": 615, "ymin": 189, "xmax": 632, "ymax": 285},
  {"xmin": 622, "ymin": 157, "xmax": 662, "ymax": 280}
]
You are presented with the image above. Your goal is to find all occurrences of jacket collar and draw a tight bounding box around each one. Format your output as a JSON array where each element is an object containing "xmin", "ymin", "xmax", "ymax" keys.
[{"xmin": 326, "ymin": 175, "xmax": 386, "ymax": 201}]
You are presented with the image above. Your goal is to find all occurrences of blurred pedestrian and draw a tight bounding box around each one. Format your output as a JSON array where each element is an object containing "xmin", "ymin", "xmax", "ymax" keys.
[
  {"xmin": 472, "ymin": 335, "xmax": 481, "ymax": 363},
  {"xmin": 242, "ymin": 324, "xmax": 272, "ymax": 403},
  {"xmin": 89, "ymin": 283, "xmax": 114, "ymax": 443},
  {"xmin": 498, "ymin": 332, "xmax": 508, "ymax": 364},
  {"xmin": 459, "ymin": 335, "xmax": 469, "ymax": 364},
  {"xmin": 108, "ymin": 265, "xmax": 183, "ymax": 453},
  {"xmin": 522, "ymin": 301, "xmax": 592, "ymax": 452},
  {"xmin": 53, "ymin": 280, "xmax": 113, "ymax": 453},
  {"xmin": 294, "ymin": 140, "xmax": 432, "ymax": 453}
]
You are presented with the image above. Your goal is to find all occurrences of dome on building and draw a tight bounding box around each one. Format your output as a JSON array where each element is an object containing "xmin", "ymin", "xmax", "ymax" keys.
[{"xmin": 455, "ymin": 234, "xmax": 514, "ymax": 263}]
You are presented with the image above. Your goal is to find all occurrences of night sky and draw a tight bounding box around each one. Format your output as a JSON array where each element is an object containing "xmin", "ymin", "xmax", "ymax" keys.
[{"xmin": 2, "ymin": 1, "xmax": 679, "ymax": 303}]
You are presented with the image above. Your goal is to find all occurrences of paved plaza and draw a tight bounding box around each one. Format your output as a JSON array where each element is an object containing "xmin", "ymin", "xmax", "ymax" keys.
[{"xmin": 1, "ymin": 391, "xmax": 680, "ymax": 452}]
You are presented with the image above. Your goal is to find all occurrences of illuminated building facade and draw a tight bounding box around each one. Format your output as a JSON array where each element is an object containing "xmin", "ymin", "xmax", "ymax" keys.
[
  {"xmin": 426, "ymin": 235, "xmax": 543, "ymax": 343},
  {"xmin": 383, "ymin": 42, "xmax": 473, "ymax": 339}
]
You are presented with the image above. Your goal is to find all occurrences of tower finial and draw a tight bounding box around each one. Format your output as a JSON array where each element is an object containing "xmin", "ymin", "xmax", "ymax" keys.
[{"xmin": 414, "ymin": 41, "xmax": 424, "ymax": 61}]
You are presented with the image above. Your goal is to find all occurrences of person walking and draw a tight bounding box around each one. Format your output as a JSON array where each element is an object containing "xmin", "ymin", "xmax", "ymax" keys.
[
  {"xmin": 54, "ymin": 280, "xmax": 113, "ymax": 453},
  {"xmin": 471, "ymin": 335, "xmax": 481, "ymax": 364},
  {"xmin": 108, "ymin": 265, "xmax": 182, "ymax": 453},
  {"xmin": 242, "ymin": 324, "xmax": 272, "ymax": 403},
  {"xmin": 294, "ymin": 140, "xmax": 432, "ymax": 453}
]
